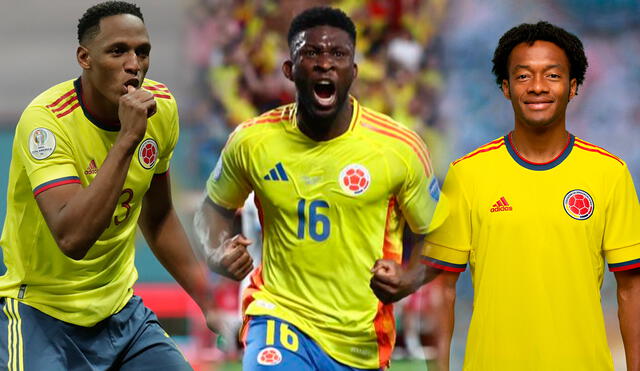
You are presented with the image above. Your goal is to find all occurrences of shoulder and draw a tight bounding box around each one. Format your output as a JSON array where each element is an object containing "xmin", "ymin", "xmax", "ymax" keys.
[
  {"xmin": 572, "ymin": 136, "xmax": 626, "ymax": 168},
  {"xmin": 451, "ymin": 137, "xmax": 506, "ymax": 168},
  {"xmin": 142, "ymin": 78, "xmax": 176, "ymax": 111},
  {"xmin": 227, "ymin": 104, "xmax": 294, "ymax": 145},
  {"xmin": 358, "ymin": 106, "xmax": 426, "ymax": 155},
  {"xmin": 25, "ymin": 79, "xmax": 79, "ymax": 118},
  {"xmin": 17, "ymin": 80, "xmax": 79, "ymax": 136}
]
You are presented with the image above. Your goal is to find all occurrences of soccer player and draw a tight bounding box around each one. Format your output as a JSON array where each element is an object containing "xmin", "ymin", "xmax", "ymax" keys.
[
  {"xmin": 0, "ymin": 2, "xmax": 221, "ymax": 370},
  {"xmin": 194, "ymin": 6, "xmax": 446, "ymax": 370},
  {"xmin": 419, "ymin": 22, "xmax": 640, "ymax": 370}
]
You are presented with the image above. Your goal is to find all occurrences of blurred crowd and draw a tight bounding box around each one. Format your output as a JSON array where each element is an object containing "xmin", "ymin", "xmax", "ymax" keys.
[{"xmin": 181, "ymin": 0, "xmax": 452, "ymax": 188}]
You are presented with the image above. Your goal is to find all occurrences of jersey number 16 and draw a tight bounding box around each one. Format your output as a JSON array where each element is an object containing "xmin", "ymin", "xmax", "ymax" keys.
[{"xmin": 296, "ymin": 199, "xmax": 330, "ymax": 242}]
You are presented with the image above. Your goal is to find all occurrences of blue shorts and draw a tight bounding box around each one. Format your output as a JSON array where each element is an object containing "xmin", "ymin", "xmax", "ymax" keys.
[
  {"xmin": 243, "ymin": 315, "xmax": 382, "ymax": 371},
  {"xmin": 0, "ymin": 296, "xmax": 192, "ymax": 371}
]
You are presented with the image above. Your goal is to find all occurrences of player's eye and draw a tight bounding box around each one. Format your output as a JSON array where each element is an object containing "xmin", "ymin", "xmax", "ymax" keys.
[
  {"xmin": 303, "ymin": 49, "xmax": 317, "ymax": 57},
  {"xmin": 110, "ymin": 47, "xmax": 126, "ymax": 55},
  {"xmin": 333, "ymin": 50, "xmax": 345, "ymax": 57},
  {"xmin": 548, "ymin": 73, "xmax": 561, "ymax": 79}
]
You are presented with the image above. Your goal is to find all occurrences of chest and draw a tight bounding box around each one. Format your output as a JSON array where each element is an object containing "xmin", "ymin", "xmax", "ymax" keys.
[
  {"xmin": 247, "ymin": 138, "xmax": 400, "ymax": 217},
  {"xmin": 470, "ymin": 164, "xmax": 606, "ymax": 237}
]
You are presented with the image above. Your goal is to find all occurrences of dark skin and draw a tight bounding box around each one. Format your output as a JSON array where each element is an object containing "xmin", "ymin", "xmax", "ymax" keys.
[
  {"xmin": 616, "ymin": 269, "xmax": 640, "ymax": 371},
  {"xmin": 501, "ymin": 40, "xmax": 576, "ymax": 163},
  {"xmin": 198, "ymin": 25, "xmax": 360, "ymax": 279},
  {"xmin": 282, "ymin": 25, "xmax": 358, "ymax": 141},
  {"xmin": 34, "ymin": 14, "xmax": 221, "ymax": 332}
]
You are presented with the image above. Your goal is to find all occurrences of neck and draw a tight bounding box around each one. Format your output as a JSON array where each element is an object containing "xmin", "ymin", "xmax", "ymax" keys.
[
  {"xmin": 510, "ymin": 124, "xmax": 569, "ymax": 163},
  {"xmin": 80, "ymin": 75, "xmax": 120, "ymax": 124},
  {"xmin": 297, "ymin": 99, "xmax": 353, "ymax": 141}
]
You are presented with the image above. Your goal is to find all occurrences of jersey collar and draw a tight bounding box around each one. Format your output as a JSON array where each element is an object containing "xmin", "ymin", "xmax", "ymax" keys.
[
  {"xmin": 504, "ymin": 132, "xmax": 574, "ymax": 171},
  {"xmin": 74, "ymin": 78, "xmax": 121, "ymax": 132}
]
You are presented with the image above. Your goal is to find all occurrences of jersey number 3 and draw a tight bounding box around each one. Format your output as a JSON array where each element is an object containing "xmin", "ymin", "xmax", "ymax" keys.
[
  {"xmin": 297, "ymin": 199, "xmax": 330, "ymax": 241},
  {"xmin": 114, "ymin": 188, "xmax": 134, "ymax": 225}
]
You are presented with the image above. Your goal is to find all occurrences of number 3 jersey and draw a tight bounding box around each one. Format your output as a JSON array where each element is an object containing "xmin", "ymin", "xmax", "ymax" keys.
[
  {"xmin": 0, "ymin": 78, "xmax": 178, "ymax": 326},
  {"xmin": 206, "ymin": 98, "xmax": 447, "ymax": 369}
]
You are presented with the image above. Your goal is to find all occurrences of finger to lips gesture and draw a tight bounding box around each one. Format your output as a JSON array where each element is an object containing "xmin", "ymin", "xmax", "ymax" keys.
[{"xmin": 118, "ymin": 86, "xmax": 157, "ymax": 145}]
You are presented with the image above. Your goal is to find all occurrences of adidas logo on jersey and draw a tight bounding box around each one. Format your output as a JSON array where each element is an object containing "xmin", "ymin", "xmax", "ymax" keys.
[
  {"xmin": 84, "ymin": 160, "xmax": 99, "ymax": 175},
  {"xmin": 263, "ymin": 162, "xmax": 289, "ymax": 181},
  {"xmin": 490, "ymin": 196, "xmax": 512, "ymax": 212}
]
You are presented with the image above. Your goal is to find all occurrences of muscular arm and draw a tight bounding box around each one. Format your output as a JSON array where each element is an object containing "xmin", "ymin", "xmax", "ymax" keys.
[
  {"xmin": 138, "ymin": 173, "xmax": 213, "ymax": 313},
  {"xmin": 35, "ymin": 87, "xmax": 154, "ymax": 260},
  {"xmin": 193, "ymin": 197, "xmax": 254, "ymax": 281},
  {"xmin": 615, "ymin": 268, "xmax": 640, "ymax": 371},
  {"xmin": 434, "ymin": 271, "xmax": 459, "ymax": 371}
]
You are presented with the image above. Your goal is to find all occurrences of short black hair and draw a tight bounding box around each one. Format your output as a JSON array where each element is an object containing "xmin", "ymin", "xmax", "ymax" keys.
[
  {"xmin": 492, "ymin": 21, "xmax": 588, "ymax": 93},
  {"xmin": 287, "ymin": 7, "xmax": 356, "ymax": 49},
  {"xmin": 77, "ymin": 1, "xmax": 144, "ymax": 44}
]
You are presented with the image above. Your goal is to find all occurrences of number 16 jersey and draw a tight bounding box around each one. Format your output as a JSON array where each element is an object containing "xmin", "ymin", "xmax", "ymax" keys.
[{"xmin": 206, "ymin": 98, "xmax": 447, "ymax": 369}]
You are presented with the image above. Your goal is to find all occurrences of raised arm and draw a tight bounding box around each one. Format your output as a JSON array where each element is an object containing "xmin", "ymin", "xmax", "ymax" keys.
[
  {"xmin": 36, "ymin": 87, "xmax": 155, "ymax": 260},
  {"xmin": 615, "ymin": 268, "xmax": 640, "ymax": 371}
]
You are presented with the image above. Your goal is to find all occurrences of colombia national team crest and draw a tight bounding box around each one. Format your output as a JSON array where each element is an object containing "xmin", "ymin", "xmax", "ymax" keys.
[
  {"xmin": 257, "ymin": 347, "xmax": 282, "ymax": 366},
  {"xmin": 138, "ymin": 138, "xmax": 158, "ymax": 169},
  {"xmin": 339, "ymin": 164, "xmax": 371, "ymax": 196},
  {"xmin": 563, "ymin": 189, "xmax": 594, "ymax": 220}
]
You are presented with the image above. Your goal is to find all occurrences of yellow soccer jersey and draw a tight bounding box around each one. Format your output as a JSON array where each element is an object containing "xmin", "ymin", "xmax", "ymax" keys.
[
  {"xmin": 207, "ymin": 98, "xmax": 446, "ymax": 368},
  {"xmin": 0, "ymin": 78, "xmax": 178, "ymax": 326},
  {"xmin": 423, "ymin": 134, "xmax": 640, "ymax": 371}
]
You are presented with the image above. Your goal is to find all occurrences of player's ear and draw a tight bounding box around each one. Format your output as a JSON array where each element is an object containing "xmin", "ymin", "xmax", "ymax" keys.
[
  {"xmin": 77, "ymin": 46, "xmax": 91, "ymax": 70},
  {"xmin": 282, "ymin": 60, "xmax": 293, "ymax": 82},
  {"xmin": 352, "ymin": 62, "xmax": 358, "ymax": 80},
  {"xmin": 501, "ymin": 79, "xmax": 511, "ymax": 100},
  {"xmin": 568, "ymin": 78, "xmax": 577, "ymax": 101}
]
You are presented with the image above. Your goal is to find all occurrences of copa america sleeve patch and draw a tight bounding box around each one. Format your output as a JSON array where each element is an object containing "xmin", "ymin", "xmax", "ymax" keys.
[{"xmin": 29, "ymin": 127, "xmax": 56, "ymax": 160}]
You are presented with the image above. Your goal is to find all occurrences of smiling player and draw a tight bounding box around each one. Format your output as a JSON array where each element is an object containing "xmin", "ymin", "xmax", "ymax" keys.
[
  {"xmin": 195, "ymin": 6, "xmax": 446, "ymax": 371},
  {"xmin": 419, "ymin": 22, "xmax": 640, "ymax": 370}
]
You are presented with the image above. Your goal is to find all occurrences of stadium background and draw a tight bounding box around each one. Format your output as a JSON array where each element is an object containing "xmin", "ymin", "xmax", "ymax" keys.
[{"xmin": 1, "ymin": 0, "xmax": 638, "ymax": 369}]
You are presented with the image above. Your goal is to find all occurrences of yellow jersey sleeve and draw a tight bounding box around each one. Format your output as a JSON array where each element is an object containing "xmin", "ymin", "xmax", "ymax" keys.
[
  {"xmin": 396, "ymin": 138, "xmax": 448, "ymax": 235},
  {"xmin": 422, "ymin": 164, "xmax": 469, "ymax": 272},
  {"xmin": 16, "ymin": 105, "xmax": 80, "ymax": 195},
  {"xmin": 603, "ymin": 163, "xmax": 640, "ymax": 271},
  {"xmin": 206, "ymin": 127, "xmax": 253, "ymax": 209}
]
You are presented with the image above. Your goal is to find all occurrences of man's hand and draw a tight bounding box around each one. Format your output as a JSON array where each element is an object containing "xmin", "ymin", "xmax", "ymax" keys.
[
  {"xmin": 206, "ymin": 234, "xmax": 254, "ymax": 281},
  {"xmin": 116, "ymin": 85, "xmax": 157, "ymax": 150},
  {"xmin": 204, "ymin": 307, "xmax": 234, "ymax": 336},
  {"xmin": 370, "ymin": 259, "xmax": 421, "ymax": 304}
]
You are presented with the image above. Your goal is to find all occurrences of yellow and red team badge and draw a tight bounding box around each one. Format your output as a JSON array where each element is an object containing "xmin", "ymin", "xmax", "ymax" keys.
[
  {"xmin": 563, "ymin": 189, "xmax": 594, "ymax": 220},
  {"xmin": 339, "ymin": 164, "xmax": 370, "ymax": 196},
  {"xmin": 257, "ymin": 347, "xmax": 282, "ymax": 365},
  {"xmin": 138, "ymin": 138, "xmax": 158, "ymax": 169}
]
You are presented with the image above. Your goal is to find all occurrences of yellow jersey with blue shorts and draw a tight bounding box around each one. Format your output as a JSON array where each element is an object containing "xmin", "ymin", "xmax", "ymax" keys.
[
  {"xmin": 207, "ymin": 98, "xmax": 447, "ymax": 369},
  {"xmin": 423, "ymin": 134, "xmax": 640, "ymax": 371},
  {"xmin": 0, "ymin": 77, "xmax": 178, "ymax": 327}
]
